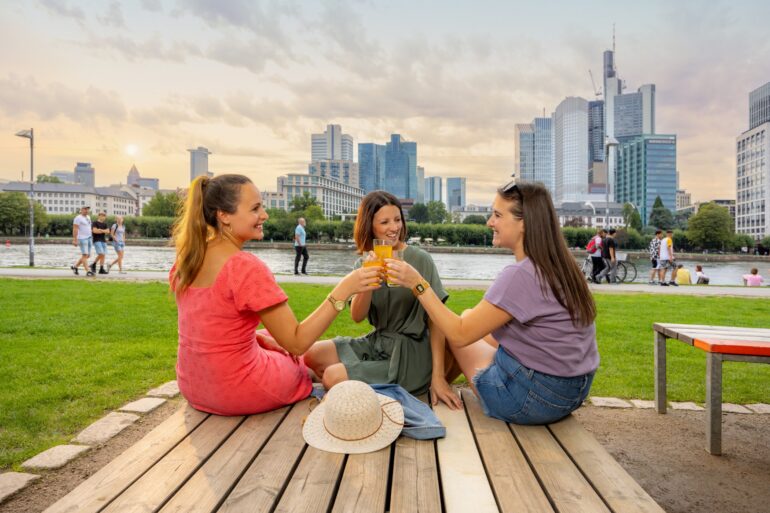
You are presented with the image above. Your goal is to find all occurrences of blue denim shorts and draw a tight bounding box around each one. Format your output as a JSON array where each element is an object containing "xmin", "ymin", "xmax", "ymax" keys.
[
  {"xmin": 112, "ymin": 241, "xmax": 125, "ymax": 252},
  {"xmin": 473, "ymin": 346, "xmax": 594, "ymax": 425},
  {"xmin": 94, "ymin": 241, "xmax": 107, "ymax": 255},
  {"xmin": 77, "ymin": 237, "xmax": 92, "ymax": 256}
]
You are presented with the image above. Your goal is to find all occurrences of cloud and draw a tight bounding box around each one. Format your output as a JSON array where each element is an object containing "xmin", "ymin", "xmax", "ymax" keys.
[
  {"xmin": 38, "ymin": 0, "xmax": 85, "ymax": 23},
  {"xmin": 97, "ymin": 1, "xmax": 124, "ymax": 28},
  {"xmin": 81, "ymin": 34, "xmax": 202, "ymax": 63},
  {"xmin": 141, "ymin": 0, "xmax": 163, "ymax": 12}
]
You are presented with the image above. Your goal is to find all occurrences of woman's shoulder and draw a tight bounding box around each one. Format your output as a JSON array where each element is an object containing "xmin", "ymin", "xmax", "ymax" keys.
[{"xmin": 405, "ymin": 245, "xmax": 434, "ymax": 263}]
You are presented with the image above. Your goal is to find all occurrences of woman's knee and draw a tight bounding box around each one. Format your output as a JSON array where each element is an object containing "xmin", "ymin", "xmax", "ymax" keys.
[
  {"xmin": 322, "ymin": 363, "xmax": 348, "ymax": 390},
  {"xmin": 303, "ymin": 340, "xmax": 338, "ymax": 373}
]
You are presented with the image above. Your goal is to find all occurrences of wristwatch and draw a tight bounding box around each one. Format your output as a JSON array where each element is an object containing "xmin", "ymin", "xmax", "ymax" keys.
[
  {"xmin": 412, "ymin": 279, "xmax": 431, "ymax": 297},
  {"xmin": 327, "ymin": 294, "xmax": 346, "ymax": 312}
]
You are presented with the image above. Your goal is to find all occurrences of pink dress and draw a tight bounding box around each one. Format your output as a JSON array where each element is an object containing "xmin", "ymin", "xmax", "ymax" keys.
[{"xmin": 171, "ymin": 252, "xmax": 312, "ymax": 415}]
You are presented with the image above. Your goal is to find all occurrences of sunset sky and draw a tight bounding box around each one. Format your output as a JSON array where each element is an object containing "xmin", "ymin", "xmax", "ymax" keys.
[{"xmin": 1, "ymin": 0, "xmax": 768, "ymax": 205}]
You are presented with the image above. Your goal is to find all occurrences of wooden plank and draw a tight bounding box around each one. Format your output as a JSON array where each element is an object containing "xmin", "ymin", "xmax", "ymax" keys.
[
  {"xmin": 654, "ymin": 331, "xmax": 667, "ymax": 413},
  {"xmin": 706, "ymin": 353, "xmax": 723, "ymax": 455},
  {"xmin": 434, "ymin": 390, "xmax": 498, "ymax": 513},
  {"xmin": 654, "ymin": 323, "xmax": 770, "ymax": 335},
  {"xmin": 693, "ymin": 338, "xmax": 770, "ymax": 356},
  {"xmin": 461, "ymin": 389, "xmax": 553, "ymax": 513},
  {"xmin": 390, "ymin": 437, "xmax": 441, "ymax": 513},
  {"xmin": 158, "ymin": 407, "xmax": 289, "ymax": 513},
  {"xmin": 331, "ymin": 447, "xmax": 390, "ymax": 513},
  {"xmin": 549, "ymin": 416, "xmax": 666, "ymax": 513},
  {"xmin": 511, "ymin": 424, "xmax": 610, "ymax": 513},
  {"xmin": 44, "ymin": 404, "xmax": 209, "ymax": 513},
  {"xmin": 102, "ymin": 414, "xmax": 243, "ymax": 512},
  {"xmin": 273, "ymin": 447, "xmax": 346, "ymax": 513},
  {"xmin": 219, "ymin": 400, "xmax": 312, "ymax": 513}
]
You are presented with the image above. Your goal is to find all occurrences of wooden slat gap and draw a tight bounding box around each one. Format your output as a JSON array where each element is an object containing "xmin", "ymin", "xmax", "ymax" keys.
[
  {"xmin": 432, "ymin": 429, "xmax": 446, "ymax": 513},
  {"xmin": 383, "ymin": 440, "xmax": 397, "ymax": 513},
  {"xmin": 264, "ymin": 442, "xmax": 310, "ymax": 513},
  {"xmin": 507, "ymin": 423, "xmax": 560, "ymax": 513},
  {"xmin": 326, "ymin": 454, "xmax": 349, "ymax": 513}
]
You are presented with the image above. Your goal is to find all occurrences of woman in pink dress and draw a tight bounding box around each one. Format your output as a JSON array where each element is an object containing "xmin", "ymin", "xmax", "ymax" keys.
[{"xmin": 170, "ymin": 174, "xmax": 380, "ymax": 415}]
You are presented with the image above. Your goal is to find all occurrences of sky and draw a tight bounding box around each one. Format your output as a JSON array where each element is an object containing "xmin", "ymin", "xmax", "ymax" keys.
[{"xmin": 1, "ymin": 0, "xmax": 768, "ymax": 205}]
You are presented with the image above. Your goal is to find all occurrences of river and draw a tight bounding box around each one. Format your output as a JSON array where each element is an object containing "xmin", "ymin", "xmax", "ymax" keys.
[{"xmin": 1, "ymin": 243, "xmax": 766, "ymax": 285}]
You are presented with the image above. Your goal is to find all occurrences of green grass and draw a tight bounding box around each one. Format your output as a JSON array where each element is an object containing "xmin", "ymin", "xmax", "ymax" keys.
[{"xmin": 1, "ymin": 279, "xmax": 769, "ymax": 470}]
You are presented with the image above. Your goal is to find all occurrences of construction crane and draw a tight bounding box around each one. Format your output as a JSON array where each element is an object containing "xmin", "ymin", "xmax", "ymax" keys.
[{"xmin": 588, "ymin": 69, "xmax": 602, "ymax": 99}]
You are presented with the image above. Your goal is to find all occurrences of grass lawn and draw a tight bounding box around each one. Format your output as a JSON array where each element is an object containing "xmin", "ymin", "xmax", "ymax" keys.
[{"xmin": 1, "ymin": 278, "xmax": 769, "ymax": 470}]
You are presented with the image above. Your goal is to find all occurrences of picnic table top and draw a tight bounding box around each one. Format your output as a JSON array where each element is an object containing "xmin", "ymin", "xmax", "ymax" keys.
[
  {"xmin": 44, "ymin": 388, "xmax": 664, "ymax": 513},
  {"xmin": 653, "ymin": 323, "xmax": 770, "ymax": 356}
]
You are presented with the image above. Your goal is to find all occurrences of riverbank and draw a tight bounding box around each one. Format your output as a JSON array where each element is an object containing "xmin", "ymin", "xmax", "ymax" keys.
[{"xmin": 5, "ymin": 236, "xmax": 770, "ymax": 262}]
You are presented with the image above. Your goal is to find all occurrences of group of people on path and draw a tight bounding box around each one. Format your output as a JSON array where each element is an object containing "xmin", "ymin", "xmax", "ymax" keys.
[
  {"xmin": 169, "ymin": 175, "xmax": 599, "ymax": 448},
  {"xmin": 587, "ymin": 228, "xmax": 618, "ymax": 284},
  {"xmin": 647, "ymin": 229, "xmax": 681, "ymax": 286},
  {"xmin": 71, "ymin": 205, "xmax": 126, "ymax": 276}
]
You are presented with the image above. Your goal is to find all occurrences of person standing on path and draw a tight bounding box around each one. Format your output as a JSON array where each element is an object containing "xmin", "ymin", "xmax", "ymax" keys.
[
  {"xmin": 294, "ymin": 217, "xmax": 309, "ymax": 275},
  {"xmin": 589, "ymin": 229, "xmax": 605, "ymax": 284},
  {"xmin": 658, "ymin": 229, "xmax": 678, "ymax": 286},
  {"xmin": 108, "ymin": 215, "xmax": 127, "ymax": 274},
  {"xmin": 71, "ymin": 205, "xmax": 94, "ymax": 276},
  {"xmin": 597, "ymin": 228, "xmax": 617, "ymax": 284},
  {"xmin": 89, "ymin": 211, "xmax": 110, "ymax": 275},
  {"xmin": 648, "ymin": 230, "xmax": 662, "ymax": 285}
]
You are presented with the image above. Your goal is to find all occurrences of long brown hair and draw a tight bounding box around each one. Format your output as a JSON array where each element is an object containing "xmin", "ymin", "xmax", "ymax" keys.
[
  {"xmin": 499, "ymin": 181, "xmax": 596, "ymax": 327},
  {"xmin": 171, "ymin": 174, "xmax": 252, "ymax": 293},
  {"xmin": 353, "ymin": 191, "xmax": 408, "ymax": 253}
]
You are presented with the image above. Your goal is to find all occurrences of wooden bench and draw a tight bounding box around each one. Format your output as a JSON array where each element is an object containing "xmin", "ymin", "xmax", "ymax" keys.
[
  {"xmin": 44, "ymin": 389, "xmax": 664, "ymax": 513},
  {"xmin": 653, "ymin": 323, "xmax": 770, "ymax": 455}
]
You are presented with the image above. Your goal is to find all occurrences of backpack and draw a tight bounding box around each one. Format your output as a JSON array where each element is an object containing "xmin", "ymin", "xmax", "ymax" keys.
[
  {"xmin": 107, "ymin": 223, "xmax": 117, "ymax": 242},
  {"xmin": 586, "ymin": 237, "xmax": 597, "ymax": 254}
]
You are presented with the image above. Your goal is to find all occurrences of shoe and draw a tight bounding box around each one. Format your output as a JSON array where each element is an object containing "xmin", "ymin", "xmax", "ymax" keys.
[
  {"xmin": 648, "ymin": 281, "xmax": 655, "ymax": 285},
  {"xmin": 669, "ymin": 281, "xmax": 678, "ymax": 287},
  {"xmin": 660, "ymin": 282, "xmax": 669, "ymax": 286},
  {"xmin": 119, "ymin": 270, "xmax": 127, "ymax": 274},
  {"xmin": 98, "ymin": 268, "xmax": 108, "ymax": 275},
  {"xmin": 301, "ymin": 271, "xmax": 308, "ymax": 275},
  {"xmin": 106, "ymin": 264, "xmax": 112, "ymax": 273},
  {"xmin": 294, "ymin": 272, "xmax": 300, "ymax": 275},
  {"xmin": 86, "ymin": 271, "xmax": 95, "ymax": 277},
  {"xmin": 71, "ymin": 265, "xmax": 79, "ymax": 276},
  {"xmin": 89, "ymin": 262, "xmax": 96, "ymax": 273}
]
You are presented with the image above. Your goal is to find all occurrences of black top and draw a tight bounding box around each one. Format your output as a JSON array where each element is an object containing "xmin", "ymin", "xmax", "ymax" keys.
[
  {"xmin": 92, "ymin": 221, "xmax": 108, "ymax": 243},
  {"xmin": 602, "ymin": 237, "xmax": 616, "ymax": 259}
]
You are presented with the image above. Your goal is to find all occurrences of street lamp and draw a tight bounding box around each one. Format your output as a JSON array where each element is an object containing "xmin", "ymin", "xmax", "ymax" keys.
[
  {"xmin": 15, "ymin": 128, "xmax": 34, "ymax": 267},
  {"xmin": 604, "ymin": 136, "xmax": 619, "ymax": 228}
]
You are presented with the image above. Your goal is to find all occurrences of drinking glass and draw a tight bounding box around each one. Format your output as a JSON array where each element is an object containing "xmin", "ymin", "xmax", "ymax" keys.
[
  {"xmin": 373, "ymin": 239, "xmax": 393, "ymax": 261},
  {"xmin": 386, "ymin": 249, "xmax": 403, "ymax": 287},
  {"xmin": 362, "ymin": 251, "xmax": 383, "ymax": 287}
]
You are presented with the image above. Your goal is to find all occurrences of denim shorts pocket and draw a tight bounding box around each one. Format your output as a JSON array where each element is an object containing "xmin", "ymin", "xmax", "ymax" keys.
[
  {"xmin": 474, "ymin": 362, "xmax": 528, "ymax": 422},
  {"xmin": 515, "ymin": 390, "xmax": 575, "ymax": 425},
  {"xmin": 531, "ymin": 373, "xmax": 586, "ymax": 407}
]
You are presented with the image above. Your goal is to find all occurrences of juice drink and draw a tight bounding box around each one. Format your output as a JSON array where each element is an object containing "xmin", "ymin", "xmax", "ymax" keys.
[{"xmin": 373, "ymin": 244, "xmax": 392, "ymax": 261}]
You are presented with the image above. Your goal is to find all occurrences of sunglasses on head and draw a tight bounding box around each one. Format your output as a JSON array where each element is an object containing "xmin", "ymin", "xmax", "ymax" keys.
[{"xmin": 501, "ymin": 180, "xmax": 519, "ymax": 194}]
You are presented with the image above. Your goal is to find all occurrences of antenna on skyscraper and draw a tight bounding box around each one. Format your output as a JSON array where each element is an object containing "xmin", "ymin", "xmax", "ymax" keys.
[{"xmin": 612, "ymin": 23, "xmax": 616, "ymax": 55}]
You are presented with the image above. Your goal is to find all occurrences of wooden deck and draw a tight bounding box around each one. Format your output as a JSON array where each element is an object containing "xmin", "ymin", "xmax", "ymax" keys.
[{"xmin": 44, "ymin": 389, "xmax": 664, "ymax": 513}]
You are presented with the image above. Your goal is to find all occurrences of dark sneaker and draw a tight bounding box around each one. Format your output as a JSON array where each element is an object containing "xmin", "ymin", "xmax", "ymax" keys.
[
  {"xmin": 660, "ymin": 282, "xmax": 669, "ymax": 286},
  {"xmin": 294, "ymin": 272, "xmax": 300, "ymax": 275},
  {"xmin": 89, "ymin": 262, "xmax": 96, "ymax": 273},
  {"xmin": 98, "ymin": 268, "xmax": 108, "ymax": 275},
  {"xmin": 669, "ymin": 281, "xmax": 678, "ymax": 287},
  {"xmin": 71, "ymin": 265, "xmax": 79, "ymax": 275},
  {"xmin": 301, "ymin": 271, "xmax": 308, "ymax": 275},
  {"xmin": 86, "ymin": 271, "xmax": 95, "ymax": 277}
]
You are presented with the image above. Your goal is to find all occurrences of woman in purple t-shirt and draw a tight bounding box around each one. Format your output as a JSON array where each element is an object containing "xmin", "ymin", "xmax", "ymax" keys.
[{"xmin": 387, "ymin": 181, "xmax": 599, "ymax": 424}]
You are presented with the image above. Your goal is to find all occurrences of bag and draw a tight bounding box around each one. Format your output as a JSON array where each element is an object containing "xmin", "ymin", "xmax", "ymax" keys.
[
  {"xmin": 107, "ymin": 224, "xmax": 116, "ymax": 243},
  {"xmin": 586, "ymin": 238, "xmax": 597, "ymax": 254}
]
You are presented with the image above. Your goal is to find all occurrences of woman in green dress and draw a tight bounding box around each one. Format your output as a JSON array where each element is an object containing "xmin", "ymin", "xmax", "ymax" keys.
[{"xmin": 303, "ymin": 191, "xmax": 463, "ymax": 409}]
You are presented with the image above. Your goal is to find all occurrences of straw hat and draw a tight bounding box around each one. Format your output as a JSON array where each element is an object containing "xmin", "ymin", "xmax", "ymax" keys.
[{"xmin": 303, "ymin": 380, "xmax": 404, "ymax": 454}]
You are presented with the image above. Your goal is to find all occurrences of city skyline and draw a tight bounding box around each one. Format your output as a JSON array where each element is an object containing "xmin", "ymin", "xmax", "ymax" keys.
[{"xmin": 1, "ymin": 1, "xmax": 769, "ymax": 205}]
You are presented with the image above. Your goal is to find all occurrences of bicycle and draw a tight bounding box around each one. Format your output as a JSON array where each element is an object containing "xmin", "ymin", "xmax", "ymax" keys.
[{"xmin": 581, "ymin": 254, "xmax": 637, "ymax": 284}]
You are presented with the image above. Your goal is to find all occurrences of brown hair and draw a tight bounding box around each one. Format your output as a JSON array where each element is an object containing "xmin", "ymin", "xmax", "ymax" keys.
[
  {"xmin": 170, "ymin": 174, "xmax": 252, "ymax": 293},
  {"xmin": 498, "ymin": 181, "xmax": 596, "ymax": 327},
  {"xmin": 353, "ymin": 191, "xmax": 407, "ymax": 253}
]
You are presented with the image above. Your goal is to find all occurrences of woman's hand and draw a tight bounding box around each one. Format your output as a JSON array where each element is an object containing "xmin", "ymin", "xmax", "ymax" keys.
[
  {"xmin": 430, "ymin": 377, "xmax": 463, "ymax": 410},
  {"xmin": 340, "ymin": 265, "xmax": 383, "ymax": 296},
  {"xmin": 384, "ymin": 258, "xmax": 423, "ymax": 289}
]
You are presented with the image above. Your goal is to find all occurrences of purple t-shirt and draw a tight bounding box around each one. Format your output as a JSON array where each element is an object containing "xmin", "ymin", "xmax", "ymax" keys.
[{"xmin": 484, "ymin": 258, "xmax": 599, "ymax": 377}]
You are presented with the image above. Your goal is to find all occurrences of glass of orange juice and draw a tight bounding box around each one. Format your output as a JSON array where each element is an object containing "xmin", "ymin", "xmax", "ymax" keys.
[
  {"xmin": 386, "ymin": 249, "xmax": 403, "ymax": 287},
  {"xmin": 362, "ymin": 251, "xmax": 382, "ymax": 287},
  {"xmin": 373, "ymin": 239, "xmax": 393, "ymax": 261}
]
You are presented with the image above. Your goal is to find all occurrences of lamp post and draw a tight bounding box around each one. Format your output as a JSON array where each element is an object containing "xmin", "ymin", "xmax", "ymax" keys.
[
  {"xmin": 604, "ymin": 136, "xmax": 619, "ymax": 229},
  {"xmin": 15, "ymin": 129, "xmax": 35, "ymax": 267}
]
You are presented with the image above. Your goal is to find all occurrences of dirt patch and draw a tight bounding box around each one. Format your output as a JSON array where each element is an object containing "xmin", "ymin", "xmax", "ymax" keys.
[{"xmin": 2, "ymin": 400, "xmax": 768, "ymax": 513}]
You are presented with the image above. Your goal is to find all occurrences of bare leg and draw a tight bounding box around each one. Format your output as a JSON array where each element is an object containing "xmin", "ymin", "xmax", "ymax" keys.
[
  {"xmin": 447, "ymin": 339, "xmax": 497, "ymax": 395},
  {"xmin": 303, "ymin": 340, "xmax": 341, "ymax": 379},
  {"xmin": 322, "ymin": 363, "xmax": 349, "ymax": 390}
]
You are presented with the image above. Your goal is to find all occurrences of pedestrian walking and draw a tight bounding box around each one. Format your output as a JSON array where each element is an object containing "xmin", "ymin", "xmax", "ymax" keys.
[
  {"xmin": 597, "ymin": 229, "xmax": 618, "ymax": 284},
  {"xmin": 294, "ymin": 217, "xmax": 309, "ymax": 275},
  {"xmin": 648, "ymin": 230, "xmax": 662, "ymax": 285},
  {"xmin": 588, "ymin": 229, "xmax": 605, "ymax": 284},
  {"xmin": 658, "ymin": 229, "xmax": 678, "ymax": 286},
  {"xmin": 89, "ymin": 211, "xmax": 110, "ymax": 274},
  {"xmin": 71, "ymin": 205, "xmax": 94, "ymax": 276},
  {"xmin": 108, "ymin": 215, "xmax": 127, "ymax": 274}
]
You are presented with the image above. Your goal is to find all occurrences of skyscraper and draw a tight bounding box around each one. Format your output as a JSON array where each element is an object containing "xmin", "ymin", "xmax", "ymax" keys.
[
  {"xmin": 416, "ymin": 166, "xmax": 425, "ymax": 204},
  {"xmin": 737, "ymin": 83, "xmax": 770, "ymax": 239},
  {"xmin": 588, "ymin": 100, "xmax": 605, "ymax": 163},
  {"xmin": 311, "ymin": 124, "xmax": 354, "ymax": 161},
  {"xmin": 447, "ymin": 177, "xmax": 466, "ymax": 211},
  {"xmin": 384, "ymin": 134, "xmax": 418, "ymax": 201},
  {"xmin": 308, "ymin": 160, "xmax": 359, "ymax": 188},
  {"xmin": 553, "ymin": 97, "xmax": 589, "ymax": 203},
  {"xmin": 74, "ymin": 162, "xmax": 95, "ymax": 187},
  {"xmin": 614, "ymin": 84, "xmax": 656, "ymax": 141},
  {"xmin": 749, "ymin": 81, "xmax": 770, "ymax": 130},
  {"xmin": 514, "ymin": 123, "xmax": 535, "ymax": 180},
  {"xmin": 616, "ymin": 135, "xmax": 677, "ymax": 224},
  {"xmin": 424, "ymin": 176, "xmax": 442, "ymax": 203},
  {"xmin": 188, "ymin": 147, "xmax": 212, "ymax": 182},
  {"xmin": 358, "ymin": 143, "xmax": 386, "ymax": 193},
  {"xmin": 515, "ymin": 118, "xmax": 554, "ymax": 194}
]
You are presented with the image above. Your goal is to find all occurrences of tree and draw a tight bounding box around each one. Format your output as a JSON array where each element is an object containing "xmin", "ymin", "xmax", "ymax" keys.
[
  {"xmin": 290, "ymin": 192, "xmax": 319, "ymax": 212},
  {"xmin": 426, "ymin": 201, "xmax": 450, "ymax": 224},
  {"xmin": 409, "ymin": 203, "xmax": 429, "ymax": 223},
  {"xmin": 674, "ymin": 209, "xmax": 691, "ymax": 230},
  {"xmin": 621, "ymin": 203, "xmax": 635, "ymax": 228},
  {"xmin": 36, "ymin": 174, "xmax": 62, "ymax": 183},
  {"xmin": 143, "ymin": 191, "xmax": 180, "ymax": 217},
  {"xmin": 0, "ymin": 192, "xmax": 29, "ymax": 234},
  {"xmin": 686, "ymin": 202, "xmax": 733, "ymax": 250},
  {"xmin": 303, "ymin": 204, "xmax": 325, "ymax": 222},
  {"xmin": 647, "ymin": 196, "xmax": 674, "ymax": 230},
  {"xmin": 463, "ymin": 214, "xmax": 487, "ymax": 225}
]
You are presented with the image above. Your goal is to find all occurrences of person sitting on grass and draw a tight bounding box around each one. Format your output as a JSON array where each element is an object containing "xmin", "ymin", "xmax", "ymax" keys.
[
  {"xmin": 674, "ymin": 264, "xmax": 691, "ymax": 285},
  {"xmin": 695, "ymin": 265, "xmax": 710, "ymax": 285},
  {"xmin": 169, "ymin": 174, "xmax": 380, "ymax": 415},
  {"xmin": 742, "ymin": 268, "xmax": 764, "ymax": 287},
  {"xmin": 386, "ymin": 181, "xmax": 598, "ymax": 425}
]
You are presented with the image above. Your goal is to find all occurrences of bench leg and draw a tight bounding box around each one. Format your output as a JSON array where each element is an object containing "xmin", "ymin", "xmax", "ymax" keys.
[
  {"xmin": 705, "ymin": 353, "xmax": 723, "ymax": 455},
  {"xmin": 654, "ymin": 331, "xmax": 667, "ymax": 413}
]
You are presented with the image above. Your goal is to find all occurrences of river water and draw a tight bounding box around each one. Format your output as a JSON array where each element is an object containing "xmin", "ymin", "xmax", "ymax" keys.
[{"xmin": 1, "ymin": 243, "xmax": 765, "ymax": 286}]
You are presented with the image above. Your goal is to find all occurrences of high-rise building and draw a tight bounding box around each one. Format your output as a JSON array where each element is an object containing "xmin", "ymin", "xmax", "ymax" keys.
[
  {"xmin": 384, "ymin": 134, "xmax": 418, "ymax": 201},
  {"xmin": 515, "ymin": 118, "xmax": 554, "ymax": 194},
  {"xmin": 308, "ymin": 160, "xmax": 359, "ymax": 188},
  {"xmin": 74, "ymin": 162, "xmax": 95, "ymax": 187},
  {"xmin": 736, "ymin": 117, "xmax": 769, "ymax": 239},
  {"xmin": 311, "ymin": 124, "xmax": 354, "ymax": 162},
  {"xmin": 749, "ymin": 82, "xmax": 770, "ymax": 130},
  {"xmin": 424, "ymin": 176, "xmax": 442, "ymax": 203},
  {"xmin": 188, "ymin": 147, "xmax": 212, "ymax": 182},
  {"xmin": 447, "ymin": 177, "xmax": 466, "ymax": 211},
  {"xmin": 358, "ymin": 143, "xmax": 386, "ymax": 193},
  {"xmin": 127, "ymin": 164, "xmax": 159, "ymax": 191},
  {"xmin": 127, "ymin": 164, "xmax": 140, "ymax": 186},
  {"xmin": 616, "ymin": 134, "xmax": 677, "ymax": 224},
  {"xmin": 614, "ymin": 84, "xmax": 656, "ymax": 141},
  {"xmin": 676, "ymin": 189, "xmax": 691, "ymax": 211},
  {"xmin": 416, "ymin": 166, "xmax": 425, "ymax": 204},
  {"xmin": 51, "ymin": 171, "xmax": 75, "ymax": 183},
  {"xmin": 554, "ymin": 97, "xmax": 589, "ymax": 203},
  {"xmin": 588, "ymin": 100, "xmax": 605, "ymax": 163},
  {"xmin": 514, "ymin": 123, "xmax": 535, "ymax": 180}
]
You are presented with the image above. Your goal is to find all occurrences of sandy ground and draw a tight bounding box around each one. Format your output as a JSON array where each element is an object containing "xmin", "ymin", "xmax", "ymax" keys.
[{"xmin": 2, "ymin": 401, "xmax": 768, "ymax": 513}]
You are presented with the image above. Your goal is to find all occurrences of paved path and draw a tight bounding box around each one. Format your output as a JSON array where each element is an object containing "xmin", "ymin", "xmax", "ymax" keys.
[{"xmin": 2, "ymin": 267, "xmax": 770, "ymax": 297}]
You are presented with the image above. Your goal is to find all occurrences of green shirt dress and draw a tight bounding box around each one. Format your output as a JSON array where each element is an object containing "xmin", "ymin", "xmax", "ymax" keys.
[{"xmin": 333, "ymin": 246, "xmax": 448, "ymax": 395}]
